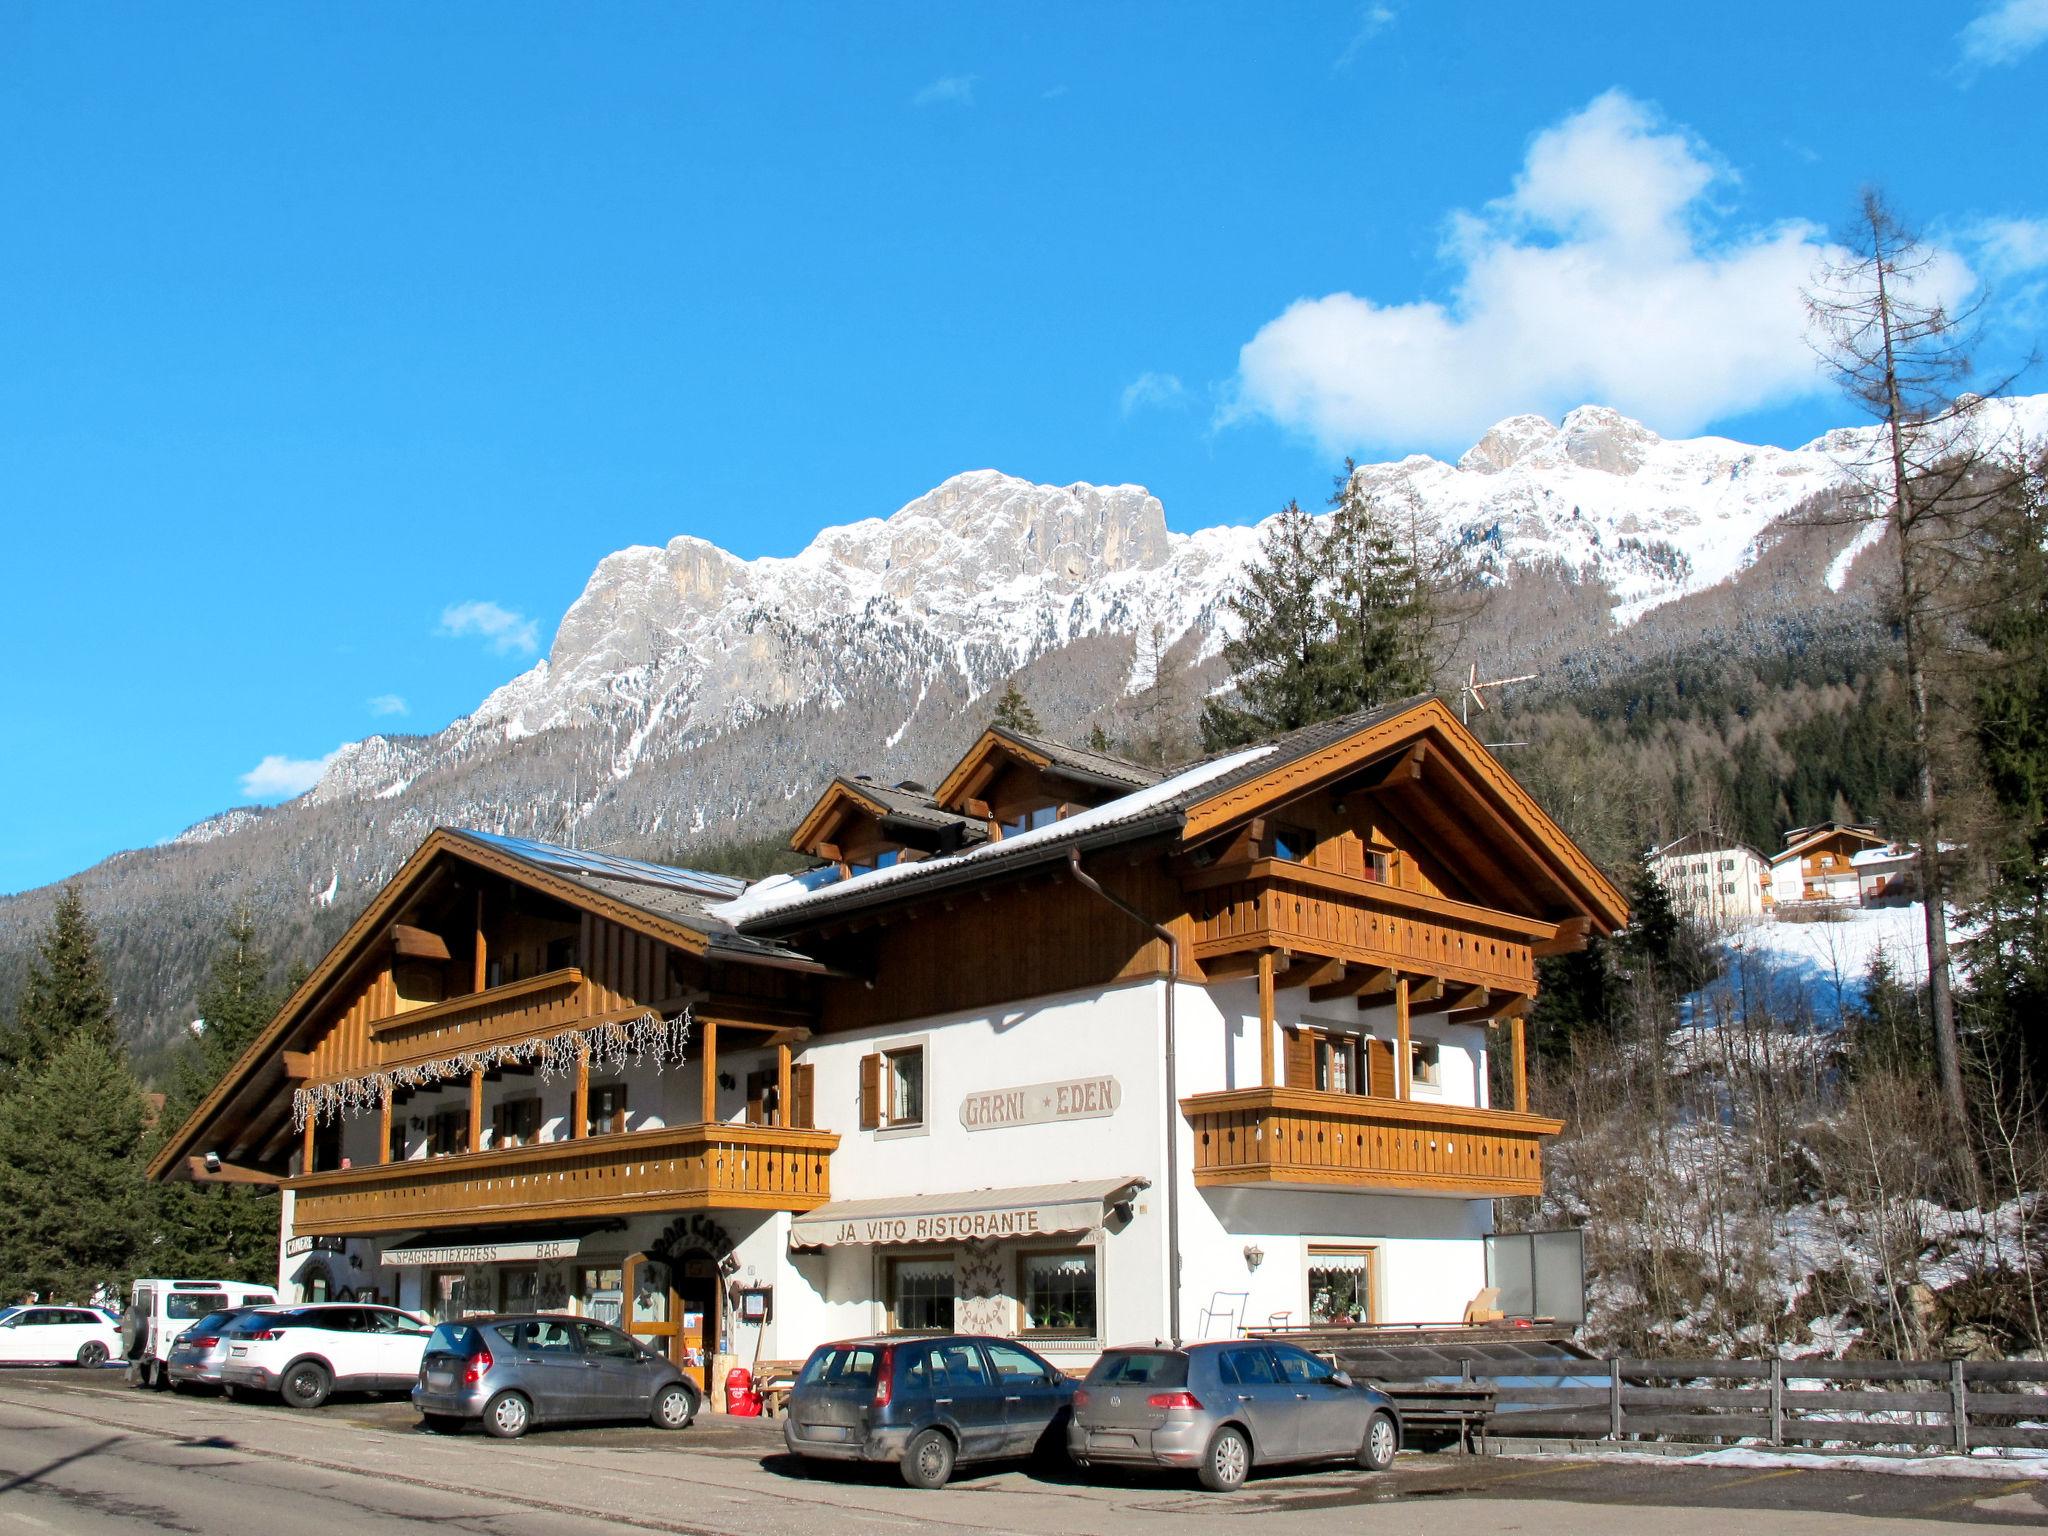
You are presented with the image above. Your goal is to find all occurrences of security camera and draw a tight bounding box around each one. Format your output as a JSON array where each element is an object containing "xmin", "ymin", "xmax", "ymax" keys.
[{"xmin": 203, "ymin": 1151, "xmax": 222, "ymax": 1174}]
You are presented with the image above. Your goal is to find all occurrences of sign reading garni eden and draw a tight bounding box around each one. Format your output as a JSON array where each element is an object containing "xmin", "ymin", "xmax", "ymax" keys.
[
  {"xmin": 379, "ymin": 1237, "xmax": 582, "ymax": 1268},
  {"xmin": 960, "ymin": 1075, "xmax": 1120, "ymax": 1131}
]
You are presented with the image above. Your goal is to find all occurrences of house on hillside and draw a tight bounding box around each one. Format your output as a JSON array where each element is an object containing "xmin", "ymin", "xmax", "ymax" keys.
[
  {"xmin": 1646, "ymin": 832, "xmax": 1771, "ymax": 927},
  {"xmin": 149, "ymin": 697, "xmax": 1626, "ymax": 1386},
  {"xmin": 1851, "ymin": 841, "xmax": 1920, "ymax": 906},
  {"xmin": 1769, "ymin": 821, "xmax": 1893, "ymax": 908}
]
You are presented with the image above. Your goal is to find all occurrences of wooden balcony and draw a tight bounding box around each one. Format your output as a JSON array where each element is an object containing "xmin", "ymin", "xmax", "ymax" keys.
[
  {"xmin": 368, "ymin": 968, "xmax": 591, "ymax": 1061},
  {"xmin": 1185, "ymin": 860, "xmax": 1543, "ymax": 993},
  {"xmin": 288, "ymin": 1121, "xmax": 840, "ymax": 1236},
  {"xmin": 1182, "ymin": 1086, "xmax": 1561, "ymax": 1198}
]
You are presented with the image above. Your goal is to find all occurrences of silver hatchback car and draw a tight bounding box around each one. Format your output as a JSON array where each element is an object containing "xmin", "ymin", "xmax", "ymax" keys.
[
  {"xmin": 1069, "ymin": 1341, "xmax": 1402, "ymax": 1492},
  {"xmin": 411, "ymin": 1315, "xmax": 700, "ymax": 1439}
]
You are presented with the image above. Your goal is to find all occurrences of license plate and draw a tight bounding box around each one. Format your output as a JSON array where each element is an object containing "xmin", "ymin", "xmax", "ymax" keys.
[
  {"xmin": 1089, "ymin": 1431, "xmax": 1139, "ymax": 1451},
  {"xmin": 427, "ymin": 1369, "xmax": 455, "ymax": 1389},
  {"xmin": 229, "ymin": 1345, "xmax": 248, "ymax": 1357},
  {"xmin": 803, "ymin": 1424, "xmax": 849, "ymax": 1442}
]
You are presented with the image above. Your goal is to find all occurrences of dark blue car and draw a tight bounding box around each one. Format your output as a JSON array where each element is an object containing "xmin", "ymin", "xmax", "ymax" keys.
[{"xmin": 783, "ymin": 1334, "xmax": 1075, "ymax": 1488}]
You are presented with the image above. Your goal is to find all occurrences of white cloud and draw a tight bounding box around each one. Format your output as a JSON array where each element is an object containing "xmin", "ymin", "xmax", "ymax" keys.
[
  {"xmin": 1227, "ymin": 90, "xmax": 1893, "ymax": 455},
  {"xmin": 1334, "ymin": 4, "xmax": 1397, "ymax": 71},
  {"xmin": 438, "ymin": 599, "xmax": 541, "ymax": 655},
  {"xmin": 239, "ymin": 749, "xmax": 339, "ymax": 801},
  {"xmin": 1970, "ymin": 215, "xmax": 2048, "ymax": 274},
  {"xmin": 1960, "ymin": 0, "xmax": 2048, "ymax": 66},
  {"xmin": 1120, "ymin": 371, "xmax": 1187, "ymax": 416},
  {"xmin": 913, "ymin": 74, "xmax": 976, "ymax": 108},
  {"xmin": 368, "ymin": 693, "xmax": 409, "ymax": 717}
]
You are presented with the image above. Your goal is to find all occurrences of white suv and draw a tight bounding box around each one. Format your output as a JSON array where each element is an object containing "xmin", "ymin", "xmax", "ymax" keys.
[{"xmin": 219, "ymin": 1304, "xmax": 433, "ymax": 1408}]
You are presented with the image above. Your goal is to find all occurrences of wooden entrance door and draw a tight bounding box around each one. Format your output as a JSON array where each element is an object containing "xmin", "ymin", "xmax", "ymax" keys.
[
  {"xmin": 676, "ymin": 1258, "xmax": 720, "ymax": 1395},
  {"xmin": 623, "ymin": 1252, "xmax": 676, "ymax": 1361}
]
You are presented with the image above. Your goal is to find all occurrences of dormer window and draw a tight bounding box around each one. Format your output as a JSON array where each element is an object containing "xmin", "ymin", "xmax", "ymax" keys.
[
  {"xmin": 998, "ymin": 804, "xmax": 1061, "ymax": 838},
  {"xmin": 845, "ymin": 848, "xmax": 902, "ymax": 878}
]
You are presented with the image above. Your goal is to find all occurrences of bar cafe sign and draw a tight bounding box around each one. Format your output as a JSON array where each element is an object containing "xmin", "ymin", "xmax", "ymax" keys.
[
  {"xmin": 959, "ymin": 1074, "xmax": 1120, "ymax": 1132},
  {"xmin": 379, "ymin": 1236, "xmax": 583, "ymax": 1268}
]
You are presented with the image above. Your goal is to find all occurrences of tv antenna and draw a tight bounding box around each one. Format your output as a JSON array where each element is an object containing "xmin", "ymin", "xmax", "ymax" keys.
[{"xmin": 1456, "ymin": 661, "xmax": 1537, "ymax": 750}]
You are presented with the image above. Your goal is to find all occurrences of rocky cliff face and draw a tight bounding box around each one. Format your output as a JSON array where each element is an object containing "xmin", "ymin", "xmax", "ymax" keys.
[{"xmin": 9, "ymin": 396, "xmax": 2046, "ymax": 1050}]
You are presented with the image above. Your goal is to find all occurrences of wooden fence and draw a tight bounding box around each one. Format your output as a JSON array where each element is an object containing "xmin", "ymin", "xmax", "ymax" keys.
[{"xmin": 1446, "ymin": 1356, "xmax": 2048, "ymax": 1453}]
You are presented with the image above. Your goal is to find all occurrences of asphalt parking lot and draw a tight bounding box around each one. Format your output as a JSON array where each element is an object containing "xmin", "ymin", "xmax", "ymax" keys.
[{"xmin": 1, "ymin": 1364, "xmax": 2043, "ymax": 1534}]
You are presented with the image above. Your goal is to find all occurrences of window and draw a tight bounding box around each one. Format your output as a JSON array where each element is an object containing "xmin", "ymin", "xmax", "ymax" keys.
[
  {"xmin": 1218, "ymin": 1347, "xmax": 1278, "ymax": 1385},
  {"xmin": 885, "ymin": 1046, "xmax": 924, "ymax": 1126},
  {"xmin": 1020, "ymin": 1250, "xmax": 1097, "ymax": 1335},
  {"xmin": 495, "ymin": 1318, "xmax": 577, "ymax": 1353},
  {"xmin": 926, "ymin": 1340, "xmax": 990, "ymax": 1387},
  {"xmin": 579, "ymin": 1265, "xmax": 624, "ymax": 1326},
  {"xmin": 1271, "ymin": 824, "xmax": 1312, "ymax": 862},
  {"xmin": 999, "ymin": 804, "xmax": 1060, "ymax": 838},
  {"xmin": 986, "ymin": 1341, "xmax": 1054, "ymax": 1383},
  {"xmin": 492, "ymin": 1097, "xmax": 542, "ymax": 1149},
  {"xmin": 1364, "ymin": 849, "xmax": 1390, "ymax": 883},
  {"xmin": 798, "ymin": 1344, "xmax": 879, "ymax": 1387},
  {"xmin": 1308, "ymin": 1249, "xmax": 1374, "ymax": 1324},
  {"xmin": 845, "ymin": 847, "xmax": 903, "ymax": 878},
  {"xmin": 1317, "ymin": 1035, "xmax": 1363, "ymax": 1096},
  {"xmin": 428, "ymin": 1108, "xmax": 468, "ymax": 1157},
  {"xmin": 387, "ymin": 1118, "xmax": 407, "ymax": 1162},
  {"xmin": 746, "ymin": 1068, "xmax": 782, "ymax": 1127},
  {"xmin": 500, "ymin": 1268, "xmax": 539, "ymax": 1315},
  {"xmin": 1409, "ymin": 1038, "xmax": 1442, "ymax": 1090},
  {"xmin": 1272, "ymin": 1345, "xmax": 1338, "ymax": 1384},
  {"xmin": 430, "ymin": 1270, "xmax": 470, "ymax": 1322},
  {"xmin": 576, "ymin": 1320, "xmax": 642, "ymax": 1359},
  {"xmin": 887, "ymin": 1257, "xmax": 954, "ymax": 1332},
  {"xmin": 587, "ymin": 1083, "xmax": 629, "ymax": 1137}
]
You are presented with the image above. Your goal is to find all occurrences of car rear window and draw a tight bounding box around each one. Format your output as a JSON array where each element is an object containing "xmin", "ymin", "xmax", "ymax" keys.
[
  {"xmin": 425, "ymin": 1323, "xmax": 484, "ymax": 1357},
  {"xmin": 165, "ymin": 1292, "xmax": 228, "ymax": 1320},
  {"xmin": 183, "ymin": 1311, "xmax": 236, "ymax": 1335},
  {"xmin": 798, "ymin": 1344, "xmax": 880, "ymax": 1386},
  {"xmin": 225, "ymin": 1312, "xmax": 281, "ymax": 1335},
  {"xmin": 1087, "ymin": 1350, "xmax": 1188, "ymax": 1388}
]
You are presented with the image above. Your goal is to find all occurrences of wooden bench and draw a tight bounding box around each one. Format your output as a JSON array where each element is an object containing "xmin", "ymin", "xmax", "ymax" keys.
[{"xmin": 754, "ymin": 1358, "xmax": 804, "ymax": 1417}]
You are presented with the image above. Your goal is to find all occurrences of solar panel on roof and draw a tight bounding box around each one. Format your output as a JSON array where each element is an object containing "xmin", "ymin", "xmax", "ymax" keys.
[{"xmin": 456, "ymin": 830, "xmax": 746, "ymax": 899}]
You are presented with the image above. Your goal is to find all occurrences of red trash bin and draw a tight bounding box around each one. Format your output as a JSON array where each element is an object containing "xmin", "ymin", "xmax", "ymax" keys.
[{"xmin": 725, "ymin": 1366, "xmax": 762, "ymax": 1416}]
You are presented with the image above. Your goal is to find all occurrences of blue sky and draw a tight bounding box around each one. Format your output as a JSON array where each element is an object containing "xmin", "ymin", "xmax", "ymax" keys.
[{"xmin": 3, "ymin": 2, "xmax": 2044, "ymax": 895}]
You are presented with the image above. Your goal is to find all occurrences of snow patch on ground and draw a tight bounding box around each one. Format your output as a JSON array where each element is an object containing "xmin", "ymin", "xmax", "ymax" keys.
[
  {"xmin": 1498, "ymin": 1446, "xmax": 2048, "ymax": 1479},
  {"xmin": 1689, "ymin": 904, "xmax": 1930, "ymax": 1026}
]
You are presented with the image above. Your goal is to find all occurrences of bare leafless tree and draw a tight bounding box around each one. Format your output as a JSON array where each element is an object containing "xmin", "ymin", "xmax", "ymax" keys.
[{"xmin": 1805, "ymin": 191, "xmax": 2031, "ymax": 1135}]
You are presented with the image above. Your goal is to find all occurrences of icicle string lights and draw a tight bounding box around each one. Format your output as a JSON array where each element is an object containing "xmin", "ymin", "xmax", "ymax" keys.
[{"xmin": 290, "ymin": 1008, "xmax": 692, "ymax": 1131}]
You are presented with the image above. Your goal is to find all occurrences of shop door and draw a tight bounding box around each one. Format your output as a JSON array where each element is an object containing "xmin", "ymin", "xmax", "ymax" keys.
[
  {"xmin": 623, "ymin": 1254, "xmax": 677, "ymax": 1366},
  {"xmin": 676, "ymin": 1259, "xmax": 720, "ymax": 1395}
]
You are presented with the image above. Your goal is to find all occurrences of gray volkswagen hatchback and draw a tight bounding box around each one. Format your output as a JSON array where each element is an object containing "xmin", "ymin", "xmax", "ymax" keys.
[
  {"xmin": 1069, "ymin": 1341, "xmax": 1401, "ymax": 1492},
  {"xmin": 783, "ymin": 1334, "xmax": 1074, "ymax": 1488},
  {"xmin": 411, "ymin": 1315, "xmax": 699, "ymax": 1439}
]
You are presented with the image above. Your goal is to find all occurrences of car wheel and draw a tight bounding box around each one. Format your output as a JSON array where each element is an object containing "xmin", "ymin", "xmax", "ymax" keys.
[
  {"xmin": 650, "ymin": 1383, "xmax": 697, "ymax": 1431},
  {"xmin": 483, "ymin": 1391, "xmax": 533, "ymax": 1440},
  {"xmin": 1198, "ymin": 1425, "xmax": 1251, "ymax": 1493},
  {"xmin": 1358, "ymin": 1411, "xmax": 1398, "ymax": 1472},
  {"xmin": 76, "ymin": 1341, "xmax": 109, "ymax": 1368},
  {"xmin": 280, "ymin": 1361, "xmax": 332, "ymax": 1410},
  {"xmin": 420, "ymin": 1413, "xmax": 464, "ymax": 1434},
  {"xmin": 900, "ymin": 1428, "xmax": 957, "ymax": 1489}
]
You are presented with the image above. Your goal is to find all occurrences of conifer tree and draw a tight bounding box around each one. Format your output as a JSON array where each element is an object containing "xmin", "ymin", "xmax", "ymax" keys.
[
  {"xmin": 151, "ymin": 909, "xmax": 284, "ymax": 1282},
  {"xmin": 0, "ymin": 887, "xmax": 120, "ymax": 1085},
  {"xmin": 0, "ymin": 1031, "xmax": 147, "ymax": 1303},
  {"xmin": 1201, "ymin": 501, "xmax": 1340, "ymax": 749},
  {"xmin": 991, "ymin": 683, "xmax": 1041, "ymax": 736}
]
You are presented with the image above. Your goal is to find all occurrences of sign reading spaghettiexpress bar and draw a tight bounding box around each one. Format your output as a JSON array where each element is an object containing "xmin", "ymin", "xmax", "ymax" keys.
[
  {"xmin": 379, "ymin": 1236, "xmax": 582, "ymax": 1267},
  {"xmin": 959, "ymin": 1074, "xmax": 1119, "ymax": 1131}
]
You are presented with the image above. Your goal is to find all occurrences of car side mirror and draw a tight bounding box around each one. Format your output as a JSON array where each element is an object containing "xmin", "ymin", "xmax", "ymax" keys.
[{"xmin": 1332, "ymin": 1370, "xmax": 1354, "ymax": 1388}]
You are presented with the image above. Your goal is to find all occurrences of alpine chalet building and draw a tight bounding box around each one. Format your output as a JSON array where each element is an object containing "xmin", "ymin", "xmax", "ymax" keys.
[{"xmin": 152, "ymin": 696, "xmax": 1626, "ymax": 1385}]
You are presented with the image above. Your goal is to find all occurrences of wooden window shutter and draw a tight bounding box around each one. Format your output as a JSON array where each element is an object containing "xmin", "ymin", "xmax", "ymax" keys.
[
  {"xmin": 858, "ymin": 1053, "xmax": 881, "ymax": 1130},
  {"xmin": 792, "ymin": 1063, "xmax": 815, "ymax": 1129},
  {"xmin": 1367, "ymin": 1037, "xmax": 1397, "ymax": 1098},
  {"xmin": 1285, "ymin": 1028, "xmax": 1316, "ymax": 1088}
]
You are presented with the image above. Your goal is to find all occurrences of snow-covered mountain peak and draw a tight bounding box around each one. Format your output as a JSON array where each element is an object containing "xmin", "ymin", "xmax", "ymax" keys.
[{"xmin": 1460, "ymin": 413, "xmax": 1559, "ymax": 473}]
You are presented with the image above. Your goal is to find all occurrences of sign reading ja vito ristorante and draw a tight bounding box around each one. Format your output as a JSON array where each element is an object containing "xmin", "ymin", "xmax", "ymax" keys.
[{"xmin": 959, "ymin": 1075, "xmax": 1120, "ymax": 1131}]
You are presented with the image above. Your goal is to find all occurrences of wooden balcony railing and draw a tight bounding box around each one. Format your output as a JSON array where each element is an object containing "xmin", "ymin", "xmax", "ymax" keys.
[
  {"xmin": 1185, "ymin": 861, "xmax": 1543, "ymax": 992},
  {"xmin": 288, "ymin": 1121, "xmax": 839, "ymax": 1236},
  {"xmin": 368, "ymin": 968, "xmax": 589, "ymax": 1059},
  {"xmin": 1182, "ymin": 1086, "xmax": 1561, "ymax": 1198}
]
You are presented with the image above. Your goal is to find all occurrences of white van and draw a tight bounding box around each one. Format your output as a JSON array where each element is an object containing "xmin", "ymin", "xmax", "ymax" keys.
[{"xmin": 123, "ymin": 1279, "xmax": 277, "ymax": 1388}]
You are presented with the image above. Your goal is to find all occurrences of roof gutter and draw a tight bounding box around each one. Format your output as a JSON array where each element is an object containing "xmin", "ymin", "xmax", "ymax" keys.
[{"xmin": 1064, "ymin": 846, "xmax": 1185, "ymax": 1348}]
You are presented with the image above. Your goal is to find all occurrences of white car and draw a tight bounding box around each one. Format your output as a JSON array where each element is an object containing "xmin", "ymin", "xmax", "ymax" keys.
[
  {"xmin": 0, "ymin": 1305, "xmax": 122, "ymax": 1367},
  {"xmin": 218, "ymin": 1303, "xmax": 433, "ymax": 1408}
]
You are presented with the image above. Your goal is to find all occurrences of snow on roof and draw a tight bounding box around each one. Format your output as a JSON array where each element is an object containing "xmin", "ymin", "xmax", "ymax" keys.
[
  {"xmin": 712, "ymin": 744, "xmax": 1274, "ymax": 928},
  {"xmin": 1849, "ymin": 843, "xmax": 1914, "ymax": 867}
]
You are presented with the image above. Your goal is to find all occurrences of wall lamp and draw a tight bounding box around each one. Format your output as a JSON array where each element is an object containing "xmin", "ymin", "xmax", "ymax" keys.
[{"xmin": 1243, "ymin": 1243, "xmax": 1265, "ymax": 1271}]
